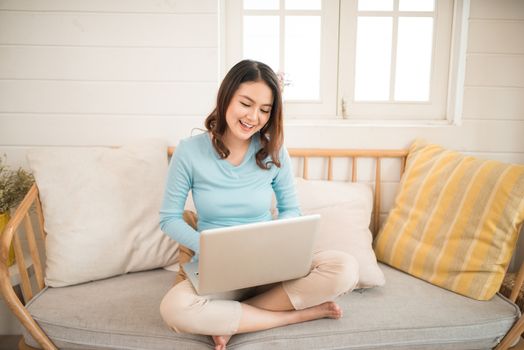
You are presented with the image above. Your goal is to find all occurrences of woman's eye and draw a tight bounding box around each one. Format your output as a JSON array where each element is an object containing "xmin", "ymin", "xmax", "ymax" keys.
[
  {"xmin": 261, "ymin": 109, "xmax": 270, "ymax": 114},
  {"xmin": 240, "ymin": 102, "xmax": 250, "ymax": 107}
]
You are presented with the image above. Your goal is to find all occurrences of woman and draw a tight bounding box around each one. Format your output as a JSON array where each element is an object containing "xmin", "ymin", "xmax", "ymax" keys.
[{"xmin": 159, "ymin": 59, "xmax": 358, "ymax": 350}]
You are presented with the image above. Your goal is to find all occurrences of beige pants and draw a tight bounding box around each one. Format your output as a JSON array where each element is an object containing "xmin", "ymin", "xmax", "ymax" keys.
[{"xmin": 160, "ymin": 249, "xmax": 359, "ymax": 335}]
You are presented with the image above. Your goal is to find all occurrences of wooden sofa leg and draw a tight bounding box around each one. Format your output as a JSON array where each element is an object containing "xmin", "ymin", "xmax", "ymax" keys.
[
  {"xmin": 495, "ymin": 316, "xmax": 524, "ymax": 350},
  {"xmin": 19, "ymin": 338, "xmax": 41, "ymax": 350}
]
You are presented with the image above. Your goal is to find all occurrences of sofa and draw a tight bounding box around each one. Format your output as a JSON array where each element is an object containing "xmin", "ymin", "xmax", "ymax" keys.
[{"xmin": 1, "ymin": 141, "xmax": 523, "ymax": 350}]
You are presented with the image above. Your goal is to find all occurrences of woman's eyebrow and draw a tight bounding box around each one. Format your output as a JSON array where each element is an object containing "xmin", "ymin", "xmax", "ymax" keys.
[{"xmin": 239, "ymin": 95, "xmax": 272, "ymax": 107}]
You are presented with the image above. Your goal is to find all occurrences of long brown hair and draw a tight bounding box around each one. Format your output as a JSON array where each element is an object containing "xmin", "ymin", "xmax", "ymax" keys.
[{"xmin": 204, "ymin": 60, "xmax": 284, "ymax": 169}]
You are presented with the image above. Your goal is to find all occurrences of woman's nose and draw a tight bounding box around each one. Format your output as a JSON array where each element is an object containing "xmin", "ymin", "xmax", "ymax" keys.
[{"xmin": 247, "ymin": 109, "xmax": 258, "ymax": 121}]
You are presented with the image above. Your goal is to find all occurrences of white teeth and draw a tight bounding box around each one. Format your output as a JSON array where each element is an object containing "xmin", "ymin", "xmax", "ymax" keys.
[{"xmin": 240, "ymin": 120, "xmax": 254, "ymax": 129}]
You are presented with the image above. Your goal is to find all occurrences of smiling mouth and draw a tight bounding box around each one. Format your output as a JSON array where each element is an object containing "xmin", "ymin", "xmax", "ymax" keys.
[{"xmin": 239, "ymin": 120, "xmax": 255, "ymax": 130}]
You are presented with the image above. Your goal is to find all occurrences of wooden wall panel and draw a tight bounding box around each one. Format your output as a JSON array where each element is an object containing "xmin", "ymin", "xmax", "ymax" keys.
[
  {"xmin": 469, "ymin": 0, "xmax": 524, "ymax": 20},
  {"xmin": 468, "ymin": 20, "xmax": 524, "ymax": 54},
  {"xmin": 462, "ymin": 87, "xmax": 524, "ymax": 120},
  {"xmin": 0, "ymin": 47, "xmax": 218, "ymax": 81},
  {"xmin": 464, "ymin": 55, "xmax": 524, "ymax": 87},
  {"xmin": 0, "ymin": 12, "xmax": 217, "ymax": 47},
  {"xmin": 0, "ymin": 0, "xmax": 217, "ymax": 13},
  {"xmin": 0, "ymin": 81, "xmax": 216, "ymax": 116}
]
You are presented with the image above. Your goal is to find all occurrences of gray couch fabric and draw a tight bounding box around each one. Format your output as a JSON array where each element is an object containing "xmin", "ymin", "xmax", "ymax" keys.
[{"xmin": 24, "ymin": 263, "xmax": 519, "ymax": 350}]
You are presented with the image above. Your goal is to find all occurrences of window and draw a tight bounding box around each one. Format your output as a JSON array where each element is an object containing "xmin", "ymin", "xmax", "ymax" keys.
[
  {"xmin": 225, "ymin": 0, "xmax": 339, "ymax": 116},
  {"xmin": 224, "ymin": 0, "xmax": 469, "ymax": 123}
]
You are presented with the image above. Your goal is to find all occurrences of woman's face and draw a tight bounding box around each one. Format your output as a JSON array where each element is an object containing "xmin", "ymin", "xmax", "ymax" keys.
[{"xmin": 225, "ymin": 81, "xmax": 273, "ymax": 144}]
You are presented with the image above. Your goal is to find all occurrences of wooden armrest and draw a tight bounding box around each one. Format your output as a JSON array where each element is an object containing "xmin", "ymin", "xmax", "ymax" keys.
[
  {"xmin": 510, "ymin": 227, "xmax": 524, "ymax": 303},
  {"xmin": 0, "ymin": 184, "xmax": 57, "ymax": 350}
]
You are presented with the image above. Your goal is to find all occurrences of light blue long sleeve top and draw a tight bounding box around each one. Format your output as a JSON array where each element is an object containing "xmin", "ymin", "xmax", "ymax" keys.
[{"xmin": 159, "ymin": 132, "xmax": 301, "ymax": 257}]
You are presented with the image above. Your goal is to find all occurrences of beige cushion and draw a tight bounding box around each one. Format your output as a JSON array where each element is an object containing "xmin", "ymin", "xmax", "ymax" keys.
[
  {"xmin": 295, "ymin": 178, "xmax": 385, "ymax": 288},
  {"xmin": 375, "ymin": 140, "xmax": 524, "ymax": 300},
  {"xmin": 27, "ymin": 139, "xmax": 179, "ymax": 287}
]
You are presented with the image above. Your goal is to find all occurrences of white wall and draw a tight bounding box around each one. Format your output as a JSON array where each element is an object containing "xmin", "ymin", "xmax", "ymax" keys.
[
  {"xmin": 0, "ymin": 0, "xmax": 219, "ymax": 165},
  {"xmin": 0, "ymin": 0, "xmax": 523, "ymax": 334}
]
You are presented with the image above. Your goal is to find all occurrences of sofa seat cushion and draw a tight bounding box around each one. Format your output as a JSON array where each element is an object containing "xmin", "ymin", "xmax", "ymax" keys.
[{"xmin": 24, "ymin": 264, "xmax": 519, "ymax": 350}]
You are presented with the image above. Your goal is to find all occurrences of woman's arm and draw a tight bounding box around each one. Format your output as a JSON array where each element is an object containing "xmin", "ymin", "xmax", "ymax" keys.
[
  {"xmin": 159, "ymin": 140, "xmax": 200, "ymax": 254},
  {"xmin": 272, "ymin": 146, "xmax": 301, "ymax": 219}
]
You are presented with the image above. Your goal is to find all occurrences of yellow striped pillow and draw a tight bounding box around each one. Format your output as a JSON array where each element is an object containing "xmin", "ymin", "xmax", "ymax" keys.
[{"xmin": 374, "ymin": 140, "xmax": 524, "ymax": 300}]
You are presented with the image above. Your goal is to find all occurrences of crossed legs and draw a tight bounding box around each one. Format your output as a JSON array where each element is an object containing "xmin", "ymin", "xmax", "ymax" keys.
[
  {"xmin": 211, "ymin": 284, "xmax": 344, "ymax": 350},
  {"xmin": 160, "ymin": 250, "xmax": 358, "ymax": 350}
]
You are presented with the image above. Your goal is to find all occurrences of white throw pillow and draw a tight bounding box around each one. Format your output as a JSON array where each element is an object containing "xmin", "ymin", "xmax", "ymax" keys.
[
  {"xmin": 27, "ymin": 139, "xmax": 179, "ymax": 287},
  {"xmin": 295, "ymin": 178, "xmax": 385, "ymax": 288}
]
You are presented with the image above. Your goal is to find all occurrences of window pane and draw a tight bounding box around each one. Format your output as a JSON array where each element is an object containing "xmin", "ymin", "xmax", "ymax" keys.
[
  {"xmin": 358, "ymin": 0, "xmax": 393, "ymax": 11},
  {"xmin": 399, "ymin": 0, "xmax": 434, "ymax": 12},
  {"xmin": 243, "ymin": 16, "xmax": 280, "ymax": 71},
  {"xmin": 285, "ymin": 0, "xmax": 321, "ymax": 10},
  {"xmin": 243, "ymin": 0, "xmax": 279, "ymax": 10},
  {"xmin": 284, "ymin": 16, "xmax": 321, "ymax": 100},
  {"xmin": 394, "ymin": 17, "xmax": 433, "ymax": 101},
  {"xmin": 354, "ymin": 17, "xmax": 392, "ymax": 101}
]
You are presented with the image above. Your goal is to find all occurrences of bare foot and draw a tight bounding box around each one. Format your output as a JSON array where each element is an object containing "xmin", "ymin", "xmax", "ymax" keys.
[
  {"xmin": 321, "ymin": 301, "xmax": 343, "ymax": 319},
  {"xmin": 299, "ymin": 301, "xmax": 343, "ymax": 323},
  {"xmin": 212, "ymin": 335, "xmax": 232, "ymax": 350}
]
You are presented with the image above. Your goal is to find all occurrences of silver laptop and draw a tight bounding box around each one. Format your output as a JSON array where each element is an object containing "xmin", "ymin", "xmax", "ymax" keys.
[{"xmin": 183, "ymin": 214, "xmax": 320, "ymax": 295}]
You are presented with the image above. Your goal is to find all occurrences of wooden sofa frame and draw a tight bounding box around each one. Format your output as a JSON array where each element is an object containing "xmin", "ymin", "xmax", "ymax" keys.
[{"xmin": 1, "ymin": 147, "xmax": 523, "ymax": 350}]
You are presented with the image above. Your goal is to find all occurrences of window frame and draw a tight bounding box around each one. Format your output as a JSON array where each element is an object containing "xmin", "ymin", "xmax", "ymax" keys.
[
  {"xmin": 224, "ymin": 0, "xmax": 339, "ymax": 117},
  {"xmin": 222, "ymin": 0, "xmax": 470, "ymax": 125}
]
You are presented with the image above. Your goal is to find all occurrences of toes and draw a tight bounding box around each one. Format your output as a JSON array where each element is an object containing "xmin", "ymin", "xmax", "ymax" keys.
[
  {"xmin": 213, "ymin": 335, "xmax": 232, "ymax": 350},
  {"xmin": 335, "ymin": 305, "xmax": 343, "ymax": 316},
  {"xmin": 331, "ymin": 302, "xmax": 341, "ymax": 312},
  {"xmin": 326, "ymin": 302, "xmax": 342, "ymax": 318},
  {"xmin": 212, "ymin": 336, "xmax": 226, "ymax": 346}
]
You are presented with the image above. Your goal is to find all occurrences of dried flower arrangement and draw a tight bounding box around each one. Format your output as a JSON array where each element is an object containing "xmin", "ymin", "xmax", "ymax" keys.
[{"xmin": 0, "ymin": 155, "xmax": 34, "ymax": 214}]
